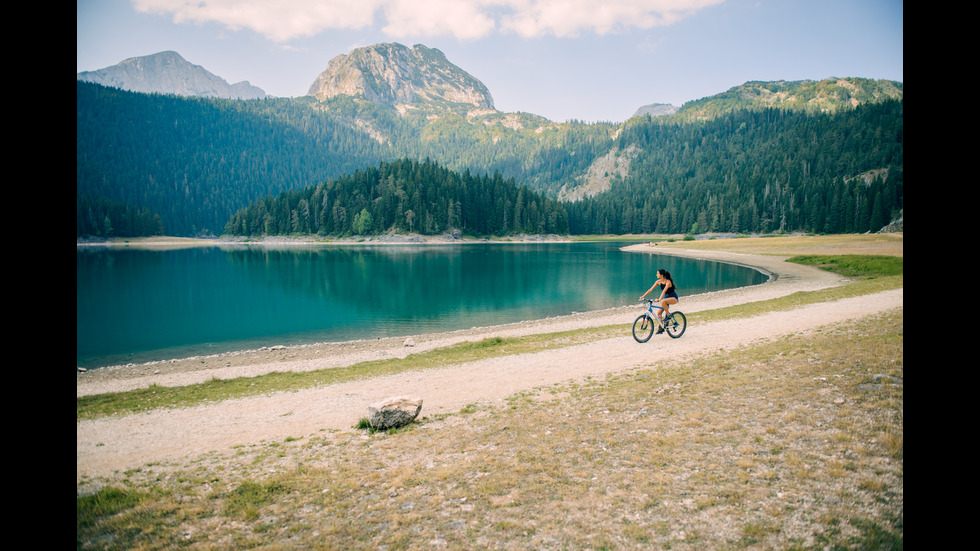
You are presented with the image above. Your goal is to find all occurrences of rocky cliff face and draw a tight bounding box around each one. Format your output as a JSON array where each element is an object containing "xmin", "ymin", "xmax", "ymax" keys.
[
  {"xmin": 307, "ymin": 43, "xmax": 494, "ymax": 111},
  {"xmin": 632, "ymin": 103, "xmax": 679, "ymax": 118},
  {"xmin": 77, "ymin": 51, "xmax": 267, "ymax": 100}
]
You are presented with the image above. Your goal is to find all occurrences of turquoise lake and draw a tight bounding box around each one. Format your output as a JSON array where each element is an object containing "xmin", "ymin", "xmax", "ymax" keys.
[{"xmin": 76, "ymin": 242, "xmax": 768, "ymax": 368}]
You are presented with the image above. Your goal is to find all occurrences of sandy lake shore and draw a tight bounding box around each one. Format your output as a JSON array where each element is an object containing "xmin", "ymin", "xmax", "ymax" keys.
[{"xmin": 77, "ymin": 242, "xmax": 903, "ymax": 482}]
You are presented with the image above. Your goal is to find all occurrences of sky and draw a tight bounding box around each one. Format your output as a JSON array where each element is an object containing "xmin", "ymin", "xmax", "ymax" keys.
[{"xmin": 77, "ymin": 0, "xmax": 903, "ymax": 123}]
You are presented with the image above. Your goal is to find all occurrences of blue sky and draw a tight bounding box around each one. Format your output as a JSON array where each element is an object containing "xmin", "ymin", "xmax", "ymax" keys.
[{"xmin": 77, "ymin": 0, "xmax": 903, "ymax": 123}]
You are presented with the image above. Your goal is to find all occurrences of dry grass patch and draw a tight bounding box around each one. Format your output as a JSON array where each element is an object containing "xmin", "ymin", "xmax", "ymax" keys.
[
  {"xmin": 78, "ymin": 311, "xmax": 902, "ymax": 550},
  {"xmin": 657, "ymin": 233, "xmax": 903, "ymax": 257}
]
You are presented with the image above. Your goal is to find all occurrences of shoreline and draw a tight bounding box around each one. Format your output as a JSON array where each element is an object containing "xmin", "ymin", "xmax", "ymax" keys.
[
  {"xmin": 75, "ymin": 232, "xmax": 579, "ymax": 250},
  {"xmin": 75, "ymin": 236, "xmax": 755, "ymax": 373},
  {"xmin": 76, "ymin": 245, "xmax": 841, "ymax": 398},
  {"xmin": 77, "ymin": 243, "xmax": 900, "ymax": 481}
]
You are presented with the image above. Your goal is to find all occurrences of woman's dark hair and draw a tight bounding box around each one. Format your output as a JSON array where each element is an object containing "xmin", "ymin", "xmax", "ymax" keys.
[{"xmin": 658, "ymin": 269, "xmax": 676, "ymax": 291}]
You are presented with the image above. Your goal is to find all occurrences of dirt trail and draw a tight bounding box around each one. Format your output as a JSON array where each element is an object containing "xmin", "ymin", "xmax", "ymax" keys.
[{"xmin": 77, "ymin": 246, "xmax": 902, "ymax": 481}]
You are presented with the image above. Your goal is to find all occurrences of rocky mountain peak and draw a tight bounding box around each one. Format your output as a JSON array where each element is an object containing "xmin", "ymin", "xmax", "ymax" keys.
[
  {"xmin": 632, "ymin": 103, "xmax": 680, "ymax": 118},
  {"xmin": 307, "ymin": 43, "xmax": 494, "ymax": 111},
  {"xmin": 76, "ymin": 50, "xmax": 267, "ymax": 100}
]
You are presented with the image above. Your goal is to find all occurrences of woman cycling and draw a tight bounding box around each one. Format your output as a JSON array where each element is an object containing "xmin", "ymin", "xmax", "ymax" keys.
[{"xmin": 640, "ymin": 269, "xmax": 679, "ymax": 334}]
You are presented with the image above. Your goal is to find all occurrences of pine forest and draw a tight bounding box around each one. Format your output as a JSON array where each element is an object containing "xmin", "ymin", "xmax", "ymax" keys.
[
  {"xmin": 222, "ymin": 158, "xmax": 569, "ymax": 237},
  {"xmin": 76, "ymin": 81, "xmax": 902, "ymax": 239}
]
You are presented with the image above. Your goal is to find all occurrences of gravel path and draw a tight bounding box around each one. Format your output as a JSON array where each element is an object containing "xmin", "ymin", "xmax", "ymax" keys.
[{"xmin": 76, "ymin": 246, "xmax": 901, "ymax": 481}]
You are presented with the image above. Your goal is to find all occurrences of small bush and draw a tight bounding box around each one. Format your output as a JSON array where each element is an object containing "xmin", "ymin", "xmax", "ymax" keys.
[{"xmin": 354, "ymin": 417, "xmax": 372, "ymax": 430}]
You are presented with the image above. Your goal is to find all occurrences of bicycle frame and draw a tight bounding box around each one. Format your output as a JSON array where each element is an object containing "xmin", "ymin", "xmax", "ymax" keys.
[{"xmin": 642, "ymin": 300, "xmax": 668, "ymax": 326}]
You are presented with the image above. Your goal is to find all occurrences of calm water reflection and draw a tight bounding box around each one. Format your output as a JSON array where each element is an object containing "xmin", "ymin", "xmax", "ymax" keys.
[{"xmin": 76, "ymin": 242, "xmax": 768, "ymax": 367}]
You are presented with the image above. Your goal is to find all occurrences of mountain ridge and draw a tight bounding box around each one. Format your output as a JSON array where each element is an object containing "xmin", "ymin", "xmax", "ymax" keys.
[
  {"xmin": 674, "ymin": 78, "xmax": 903, "ymax": 121},
  {"xmin": 632, "ymin": 103, "xmax": 680, "ymax": 118},
  {"xmin": 77, "ymin": 45, "xmax": 902, "ymax": 124},
  {"xmin": 76, "ymin": 51, "xmax": 267, "ymax": 100}
]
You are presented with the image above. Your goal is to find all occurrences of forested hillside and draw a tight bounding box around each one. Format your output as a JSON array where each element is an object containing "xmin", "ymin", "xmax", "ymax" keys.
[
  {"xmin": 77, "ymin": 79, "xmax": 902, "ymax": 238},
  {"xmin": 77, "ymin": 82, "xmax": 386, "ymax": 236},
  {"xmin": 566, "ymin": 99, "xmax": 903, "ymax": 235},
  {"xmin": 223, "ymin": 158, "xmax": 568, "ymax": 237},
  {"xmin": 311, "ymin": 94, "xmax": 619, "ymax": 195}
]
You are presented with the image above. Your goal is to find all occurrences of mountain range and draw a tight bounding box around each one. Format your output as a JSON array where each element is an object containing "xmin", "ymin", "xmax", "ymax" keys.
[
  {"xmin": 77, "ymin": 51, "xmax": 267, "ymax": 100},
  {"xmin": 76, "ymin": 43, "xmax": 903, "ymax": 238},
  {"xmin": 77, "ymin": 45, "xmax": 902, "ymax": 123}
]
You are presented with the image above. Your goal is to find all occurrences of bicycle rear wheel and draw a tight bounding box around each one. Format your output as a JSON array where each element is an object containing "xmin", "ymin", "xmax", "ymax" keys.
[
  {"xmin": 665, "ymin": 311, "xmax": 687, "ymax": 339},
  {"xmin": 632, "ymin": 314, "xmax": 655, "ymax": 343}
]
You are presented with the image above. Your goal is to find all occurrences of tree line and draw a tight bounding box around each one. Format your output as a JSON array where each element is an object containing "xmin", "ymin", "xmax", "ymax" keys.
[
  {"xmin": 223, "ymin": 158, "xmax": 569, "ymax": 237},
  {"xmin": 76, "ymin": 82, "xmax": 387, "ymax": 236},
  {"xmin": 565, "ymin": 100, "xmax": 903, "ymax": 235},
  {"xmin": 77, "ymin": 81, "xmax": 902, "ymax": 238},
  {"xmin": 76, "ymin": 195, "xmax": 164, "ymax": 238},
  {"xmin": 76, "ymin": 82, "xmax": 623, "ymax": 237}
]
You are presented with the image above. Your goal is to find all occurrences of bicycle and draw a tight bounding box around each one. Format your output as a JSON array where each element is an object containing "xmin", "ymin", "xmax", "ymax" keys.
[{"xmin": 632, "ymin": 299, "xmax": 687, "ymax": 342}]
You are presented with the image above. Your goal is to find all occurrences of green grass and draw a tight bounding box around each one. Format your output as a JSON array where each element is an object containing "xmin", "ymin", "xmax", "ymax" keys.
[
  {"xmin": 787, "ymin": 254, "xmax": 904, "ymax": 278},
  {"xmin": 76, "ymin": 487, "xmax": 148, "ymax": 530},
  {"xmin": 353, "ymin": 416, "xmax": 420, "ymax": 435},
  {"xmin": 77, "ymin": 336, "xmax": 523, "ymax": 420},
  {"xmin": 77, "ymin": 255, "xmax": 902, "ymax": 421},
  {"xmin": 76, "ymin": 486, "xmax": 178, "ymax": 549},
  {"xmin": 223, "ymin": 479, "xmax": 294, "ymax": 520}
]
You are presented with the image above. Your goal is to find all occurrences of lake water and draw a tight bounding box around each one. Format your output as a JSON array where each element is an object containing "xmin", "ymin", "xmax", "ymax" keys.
[{"xmin": 76, "ymin": 242, "xmax": 768, "ymax": 368}]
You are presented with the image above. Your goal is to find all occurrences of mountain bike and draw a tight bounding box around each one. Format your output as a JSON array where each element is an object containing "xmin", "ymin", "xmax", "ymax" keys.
[{"xmin": 632, "ymin": 299, "xmax": 687, "ymax": 342}]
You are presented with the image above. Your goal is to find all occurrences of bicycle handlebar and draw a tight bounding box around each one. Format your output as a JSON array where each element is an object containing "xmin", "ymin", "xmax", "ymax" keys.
[{"xmin": 639, "ymin": 298, "xmax": 665, "ymax": 309}]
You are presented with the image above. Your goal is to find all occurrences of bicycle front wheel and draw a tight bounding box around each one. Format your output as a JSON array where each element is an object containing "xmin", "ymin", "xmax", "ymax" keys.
[
  {"xmin": 633, "ymin": 314, "xmax": 655, "ymax": 343},
  {"xmin": 665, "ymin": 311, "xmax": 687, "ymax": 339}
]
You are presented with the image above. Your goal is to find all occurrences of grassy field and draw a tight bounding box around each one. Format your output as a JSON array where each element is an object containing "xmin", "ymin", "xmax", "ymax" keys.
[
  {"xmin": 655, "ymin": 233, "xmax": 904, "ymax": 258},
  {"xmin": 77, "ymin": 235, "xmax": 903, "ymax": 550}
]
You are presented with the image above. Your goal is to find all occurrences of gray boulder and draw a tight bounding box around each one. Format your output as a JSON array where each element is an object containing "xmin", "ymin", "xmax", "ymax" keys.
[{"xmin": 368, "ymin": 396, "xmax": 423, "ymax": 430}]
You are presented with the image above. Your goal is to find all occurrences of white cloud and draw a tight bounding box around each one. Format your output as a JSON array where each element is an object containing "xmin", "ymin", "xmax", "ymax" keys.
[
  {"xmin": 380, "ymin": 0, "xmax": 497, "ymax": 40},
  {"xmin": 500, "ymin": 0, "xmax": 724, "ymax": 38},
  {"xmin": 131, "ymin": 0, "xmax": 383, "ymax": 42},
  {"xmin": 131, "ymin": 0, "xmax": 724, "ymax": 42}
]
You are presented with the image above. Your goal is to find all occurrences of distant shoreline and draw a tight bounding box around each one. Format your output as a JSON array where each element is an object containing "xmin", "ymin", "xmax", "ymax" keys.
[
  {"xmin": 76, "ymin": 233, "xmax": 577, "ymax": 248},
  {"xmin": 76, "ymin": 233, "xmax": 901, "ymax": 374},
  {"xmin": 75, "ymin": 231, "xmax": 808, "ymax": 249},
  {"xmin": 76, "ymin": 238, "xmax": 849, "ymax": 379},
  {"xmin": 78, "ymin": 242, "xmax": 848, "ymax": 393},
  {"xmin": 74, "ymin": 235, "xmax": 690, "ymax": 370}
]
